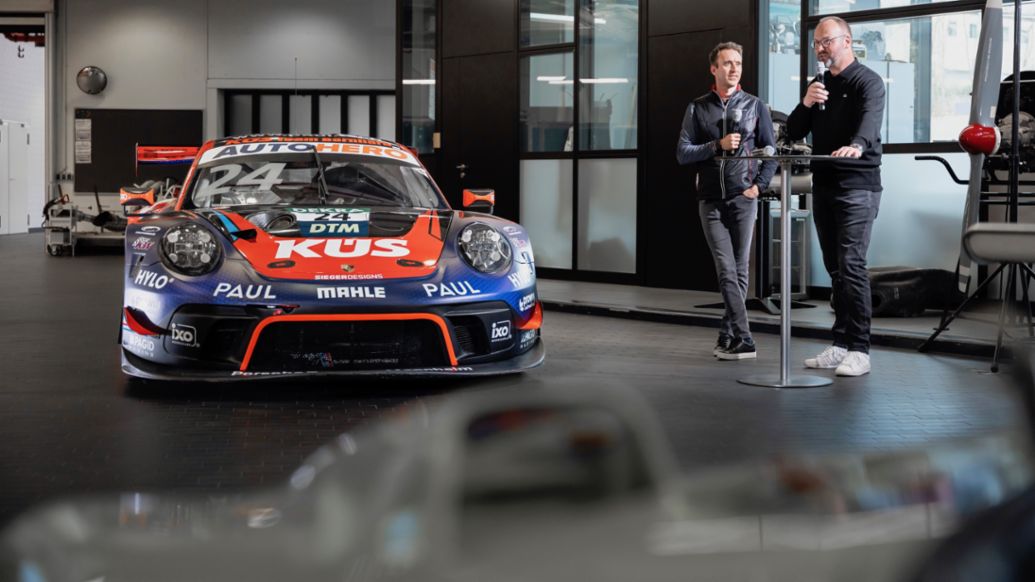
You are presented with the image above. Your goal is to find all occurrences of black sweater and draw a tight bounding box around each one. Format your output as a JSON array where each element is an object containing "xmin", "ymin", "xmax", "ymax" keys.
[{"xmin": 786, "ymin": 59, "xmax": 885, "ymax": 192}]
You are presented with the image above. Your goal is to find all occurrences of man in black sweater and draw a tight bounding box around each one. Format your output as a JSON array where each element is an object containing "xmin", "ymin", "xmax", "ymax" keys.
[
  {"xmin": 677, "ymin": 41, "xmax": 777, "ymax": 360},
  {"xmin": 787, "ymin": 16, "xmax": 885, "ymax": 377}
]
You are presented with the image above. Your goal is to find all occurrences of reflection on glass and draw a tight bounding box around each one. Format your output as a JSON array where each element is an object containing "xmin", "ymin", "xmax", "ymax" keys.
[
  {"xmin": 521, "ymin": 0, "xmax": 575, "ymax": 47},
  {"xmin": 579, "ymin": 0, "xmax": 638, "ymax": 150},
  {"xmin": 289, "ymin": 95, "xmax": 311, "ymax": 135},
  {"xmin": 810, "ymin": 0, "xmax": 958, "ymax": 17},
  {"xmin": 377, "ymin": 95, "xmax": 396, "ymax": 141},
  {"xmin": 229, "ymin": 94, "xmax": 252, "ymax": 136},
  {"xmin": 402, "ymin": 0, "xmax": 436, "ymax": 153},
  {"xmin": 578, "ymin": 158, "xmax": 636, "ymax": 273},
  {"xmin": 348, "ymin": 95, "xmax": 371, "ymax": 136},
  {"xmin": 520, "ymin": 160, "xmax": 573, "ymax": 269},
  {"xmin": 765, "ymin": 0, "xmax": 804, "ymax": 115},
  {"xmin": 319, "ymin": 95, "xmax": 342, "ymax": 134},
  {"xmin": 521, "ymin": 52, "xmax": 575, "ymax": 152},
  {"xmin": 260, "ymin": 94, "xmax": 282, "ymax": 134}
]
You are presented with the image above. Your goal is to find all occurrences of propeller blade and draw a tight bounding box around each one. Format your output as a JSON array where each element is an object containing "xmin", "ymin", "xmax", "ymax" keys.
[
  {"xmin": 958, "ymin": 0, "xmax": 1003, "ymax": 293},
  {"xmin": 969, "ymin": 0, "xmax": 1003, "ymax": 126},
  {"xmin": 957, "ymin": 153, "xmax": 986, "ymax": 292}
]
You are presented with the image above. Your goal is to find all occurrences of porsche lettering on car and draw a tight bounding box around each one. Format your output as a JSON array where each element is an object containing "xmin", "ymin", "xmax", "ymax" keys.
[{"xmin": 119, "ymin": 134, "xmax": 544, "ymax": 380}]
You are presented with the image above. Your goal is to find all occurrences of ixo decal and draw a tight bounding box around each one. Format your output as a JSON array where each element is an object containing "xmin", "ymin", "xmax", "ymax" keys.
[
  {"xmin": 490, "ymin": 320, "xmax": 512, "ymax": 342},
  {"xmin": 170, "ymin": 323, "xmax": 199, "ymax": 347},
  {"xmin": 213, "ymin": 283, "xmax": 277, "ymax": 300},
  {"xmin": 134, "ymin": 269, "xmax": 170, "ymax": 290},
  {"xmin": 274, "ymin": 238, "xmax": 409, "ymax": 259},
  {"xmin": 422, "ymin": 281, "xmax": 482, "ymax": 298},
  {"xmin": 316, "ymin": 286, "xmax": 386, "ymax": 300}
]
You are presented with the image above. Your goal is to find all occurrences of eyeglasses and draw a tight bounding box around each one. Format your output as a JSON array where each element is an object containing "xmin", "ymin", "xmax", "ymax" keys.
[{"xmin": 812, "ymin": 34, "xmax": 846, "ymax": 49}]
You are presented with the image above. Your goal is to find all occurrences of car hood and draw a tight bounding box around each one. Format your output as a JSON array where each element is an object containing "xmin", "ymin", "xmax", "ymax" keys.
[{"xmin": 205, "ymin": 206, "xmax": 454, "ymax": 281}]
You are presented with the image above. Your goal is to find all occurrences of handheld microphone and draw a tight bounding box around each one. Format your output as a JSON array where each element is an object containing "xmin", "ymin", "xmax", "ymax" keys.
[
  {"xmin": 816, "ymin": 60, "xmax": 830, "ymax": 111},
  {"xmin": 750, "ymin": 145, "xmax": 776, "ymax": 157},
  {"xmin": 727, "ymin": 109, "xmax": 743, "ymax": 154}
]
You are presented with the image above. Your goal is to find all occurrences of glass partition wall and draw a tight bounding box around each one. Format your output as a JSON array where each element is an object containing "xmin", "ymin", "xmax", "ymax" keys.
[{"xmin": 519, "ymin": 0, "xmax": 640, "ymax": 276}]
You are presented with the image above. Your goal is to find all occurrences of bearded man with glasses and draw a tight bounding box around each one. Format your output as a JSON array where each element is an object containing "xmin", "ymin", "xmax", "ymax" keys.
[{"xmin": 787, "ymin": 16, "xmax": 886, "ymax": 377}]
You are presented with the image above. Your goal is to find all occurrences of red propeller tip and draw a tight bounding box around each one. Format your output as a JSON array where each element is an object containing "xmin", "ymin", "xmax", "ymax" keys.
[{"xmin": 959, "ymin": 123, "xmax": 1000, "ymax": 156}]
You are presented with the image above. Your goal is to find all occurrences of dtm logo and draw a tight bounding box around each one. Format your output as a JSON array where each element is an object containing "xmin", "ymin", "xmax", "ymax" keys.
[
  {"xmin": 519, "ymin": 292, "xmax": 535, "ymax": 312},
  {"xmin": 274, "ymin": 238, "xmax": 409, "ymax": 259},
  {"xmin": 316, "ymin": 286, "xmax": 386, "ymax": 299},
  {"xmin": 491, "ymin": 320, "xmax": 512, "ymax": 342},
  {"xmin": 213, "ymin": 283, "xmax": 277, "ymax": 300},
  {"xmin": 170, "ymin": 323, "xmax": 199, "ymax": 347},
  {"xmin": 422, "ymin": 281, "xmax": 482, "ymax": 297},
  {"xmin": 134, "ymin": 270, "xmax": 170, "ymax": 290}
]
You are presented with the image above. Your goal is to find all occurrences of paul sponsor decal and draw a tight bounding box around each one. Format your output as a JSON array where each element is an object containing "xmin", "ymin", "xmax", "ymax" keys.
[
  {"xmin": 134, "ymin": 269, "xmax": 170, "ymax": 290},
  {"xmin": 213, "ymin": 283, "xmax": 277, "ymax": 300},
  {"xmin": 274, "ymin": 238, "xmax": 409, "ymax": 260},
  {"xmin": 490, "ymin": 320, "xmax": 512, "ymax": 343},
  {"xmin": 422, "ymin": 281, "xmax": 482, "ymax": 298},
  {"xmin": 316, "ymin": 286, "xmax": 386, "ymax": 299},
  {"xmin": 518, "ymin": 292, "xmax": 536, "ymax": 312},
  {"xmin": 170, "ymin": 323, "xmax": 199, "ymax": 348}
]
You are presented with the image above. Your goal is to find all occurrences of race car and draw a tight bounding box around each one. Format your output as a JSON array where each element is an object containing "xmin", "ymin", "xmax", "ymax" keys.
[{"xmin": 119, "ymin": 134, "xmax": 543, "ymax": 380}]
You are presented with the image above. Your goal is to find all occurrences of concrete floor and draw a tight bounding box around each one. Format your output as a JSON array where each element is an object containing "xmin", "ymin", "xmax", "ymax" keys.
[{"xmin": 0, "ymin": 233, "xmax": 1027, "ymax": 528}]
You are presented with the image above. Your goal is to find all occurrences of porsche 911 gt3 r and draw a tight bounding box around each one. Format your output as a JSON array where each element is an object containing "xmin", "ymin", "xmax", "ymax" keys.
[{"xmin": 119, "ymin": 135, "xmax": 543, "ymax": 380}]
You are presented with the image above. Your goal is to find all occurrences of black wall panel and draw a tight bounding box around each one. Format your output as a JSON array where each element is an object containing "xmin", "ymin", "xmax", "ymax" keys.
[
  {"xmin": 442, "ymin": 0, "xmax": 515, "ymax": 58},
  {"xmin": 73, "ymin": 109, "xmax": 202, "ymax": 193}
]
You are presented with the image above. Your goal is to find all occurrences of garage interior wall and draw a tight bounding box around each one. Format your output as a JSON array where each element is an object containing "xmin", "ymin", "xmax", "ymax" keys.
[
  {"xmin": 0, "ymin": 32, "xmax": 45, "ymax": 230},
  {"xmin": 56, "ymin": 0, "xmax": 396, "ymax": 197}
]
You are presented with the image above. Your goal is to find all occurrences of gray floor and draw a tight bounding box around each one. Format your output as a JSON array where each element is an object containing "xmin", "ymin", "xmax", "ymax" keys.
[{"xmin": 0, "ymin": 233, "xmax": 1027, "ymax": 527}]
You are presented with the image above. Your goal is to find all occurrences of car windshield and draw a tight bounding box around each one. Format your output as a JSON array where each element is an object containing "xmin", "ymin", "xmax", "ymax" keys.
[{"xmin": 188, "ymin": 150, "xmax": 448, "ymax": 210}]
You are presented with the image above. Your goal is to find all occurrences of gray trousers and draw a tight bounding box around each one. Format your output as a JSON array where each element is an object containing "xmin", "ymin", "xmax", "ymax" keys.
[{"xmin": 699, "ymin": 196, "xmax": 757, "ymax": 342}]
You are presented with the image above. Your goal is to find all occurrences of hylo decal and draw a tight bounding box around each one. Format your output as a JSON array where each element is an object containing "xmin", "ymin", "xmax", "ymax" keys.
[{"xmin": 134, "ymin": 270, "xmax": 170, "ymax": 290}]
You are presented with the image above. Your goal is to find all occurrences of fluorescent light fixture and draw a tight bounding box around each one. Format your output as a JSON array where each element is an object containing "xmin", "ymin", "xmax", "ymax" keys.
[
  {"xmin": 580, "ymin": 78, "xmax": 629, "ymax": 84},
  {"xmin": 529, "ymin": 12, "xmax": 607, "ymax": 25},
  {"xmin": 402, "ymin": 79, "xmax": 436, "ymax": 85},
  {"xmin": 537, "ymin": 75, "xmax": 568, "ymax": 82},
  {"xmin": 548, "ymin": 79, "xmax": 575, "ymax": 85}
]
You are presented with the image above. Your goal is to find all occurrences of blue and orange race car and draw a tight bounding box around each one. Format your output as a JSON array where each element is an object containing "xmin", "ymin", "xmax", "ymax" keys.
[{"xmin": 119, "ymin": 134, "xmax": 543, "ymax": 380}]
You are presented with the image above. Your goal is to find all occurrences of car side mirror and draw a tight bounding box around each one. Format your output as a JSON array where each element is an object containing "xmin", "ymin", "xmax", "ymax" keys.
[
  {"xmin": 463, "ymin": 189, "xmax": 495, "ymax": 215},
  {"xmin": 120, "ymin": 185, "xmax": 156, "ymax": 215}
]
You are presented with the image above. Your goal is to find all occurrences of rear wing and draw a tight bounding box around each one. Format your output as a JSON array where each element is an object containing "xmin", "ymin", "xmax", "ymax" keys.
[{"xmin": 135, "ymin": 144, "xmax": 199, "ymax": 175}]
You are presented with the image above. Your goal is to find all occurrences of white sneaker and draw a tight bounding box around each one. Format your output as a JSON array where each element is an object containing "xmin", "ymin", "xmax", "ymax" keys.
[
  {"xmin": 835, "ymin": 351, "xmax": 871, "ymax": 377},
  {"xmin": 804, "ymin": 345, "xmax": 847, "ymax": 369}
]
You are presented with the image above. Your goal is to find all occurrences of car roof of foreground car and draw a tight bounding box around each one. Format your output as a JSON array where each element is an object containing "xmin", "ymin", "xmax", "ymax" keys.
[{"xmin": 209, "ymin": 134, "xmax": 408, "ymax": 150}]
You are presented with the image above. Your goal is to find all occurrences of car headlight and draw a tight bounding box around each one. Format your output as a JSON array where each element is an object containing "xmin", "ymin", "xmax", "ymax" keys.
[
  {"xmin": 458, "ymin": 223, "xmax": 512, "ymax": 273},
  {"xmin": 160, "ymin": 223, "xmax": 222, "ymax": 276}
]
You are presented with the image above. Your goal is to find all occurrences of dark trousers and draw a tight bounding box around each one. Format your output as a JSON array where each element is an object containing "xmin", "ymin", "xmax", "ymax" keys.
[
  {"xmin": 699, "ymin": 196, "xmax": 757, "ymax": 342},
  {"xmin": 812, "ymin": 186, "xmax": 881, "ymax": 353}
]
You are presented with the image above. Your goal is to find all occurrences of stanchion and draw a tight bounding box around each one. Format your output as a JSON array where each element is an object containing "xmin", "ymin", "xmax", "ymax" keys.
[{"xmin": 738, "ymin": 154, "xmax": 834, "ymax": 388}]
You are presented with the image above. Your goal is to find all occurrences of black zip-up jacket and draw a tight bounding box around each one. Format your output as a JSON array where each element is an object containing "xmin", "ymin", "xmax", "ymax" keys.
[
  {"xmin": 786, "ymin": 59, "xmax": 885, "ymax": 192},
  {"xmin": 676, "ymin": 89, "xmax": 778, "ymax": 201}
]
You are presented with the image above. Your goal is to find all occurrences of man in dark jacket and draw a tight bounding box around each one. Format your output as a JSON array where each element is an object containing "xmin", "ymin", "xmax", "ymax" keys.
[
  {"xmin": 677, "ymin": 41, "xmax": 777, "ymax": 360},
  {"xmin": 786, "ymin": 16, "xmax": 885, "ymax": 377}
]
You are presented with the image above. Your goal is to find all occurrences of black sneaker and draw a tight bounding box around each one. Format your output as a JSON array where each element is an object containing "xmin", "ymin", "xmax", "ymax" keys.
[
  {"xmin": 712, "ymin": 334, "xmax": 733, "ymax": 356},
  {"xmin": 716, "ymin": 339, "xmax": 757, "ymax": 360}
]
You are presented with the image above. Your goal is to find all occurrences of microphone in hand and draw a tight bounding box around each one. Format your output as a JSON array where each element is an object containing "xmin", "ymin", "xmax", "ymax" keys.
[
  {"xmin": 750, "ymin": 145, "xmax": 776, "ymax": 157},
  {"xmin": 816, "ymin": 60, "xmax": 830, "ymax": 111}
]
